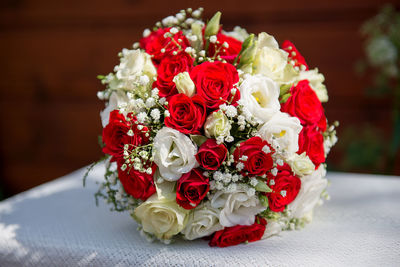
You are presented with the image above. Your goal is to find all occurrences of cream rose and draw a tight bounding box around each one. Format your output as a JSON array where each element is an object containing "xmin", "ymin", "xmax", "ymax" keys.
[
  {"xmin": 115, "ymin": 49, "xmax": 156, "ymax": 81},
  {"xmin": 287, "ymin": 165, "xmax": 328, "ymax": 221},
  {"xmin": 182, "ymin": 202, "xmax": 223, "ymax": 240},
  {"xmin": 257, "ymin": 111, "xmax": 302, "ymax": 155},
  {"xmin": 173, "ymin": 72, "xmax": 196, "ymax": 97},
  {"xmin": 210, "ymin": 188, "xmax": 266, "ymax": 227},
  {"xmin": 251, "ymin": 32, "xmax": 292, "ymax": 83},
  {"xmin": 239, "ymin": 74, "xmax": 280, "ymax": 123},
  {"xmin": 288, "ymin": 152, "xmax": 315, "ymax": 177},
  {"xmin": 134, "ymin": 194, "xmax": 189, "ymax": 240},
  {"xmin": 153, "ymin": 127, "xmax": 198, "ymax": 181},
  {"xmin": 204, "ymin": 110, "xmax": 231, "ymax": 138}
]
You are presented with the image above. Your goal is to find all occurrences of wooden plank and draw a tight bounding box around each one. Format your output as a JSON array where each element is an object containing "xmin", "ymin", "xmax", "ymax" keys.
[
  {"xmin": 1, "ymin": 0, "xmax": 397, "ymax": 23},
  {"xmin": 0, "ymin": 20, "xmax": 374, "ymax": 101}
]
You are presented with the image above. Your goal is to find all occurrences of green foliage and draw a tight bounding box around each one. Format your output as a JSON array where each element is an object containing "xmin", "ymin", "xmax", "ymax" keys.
[
  {"xmin": 338, "ymin": 125, "xmax": 387, "ymax": 173},
  {"xmin": 348, "ymin": 4, "xmax": 400, "ymax": 174}
]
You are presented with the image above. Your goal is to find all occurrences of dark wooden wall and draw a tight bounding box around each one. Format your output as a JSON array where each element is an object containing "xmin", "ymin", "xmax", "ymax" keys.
[{"xmin": 1, "ymin": 0, "xmax": 399, "ymax": 197}]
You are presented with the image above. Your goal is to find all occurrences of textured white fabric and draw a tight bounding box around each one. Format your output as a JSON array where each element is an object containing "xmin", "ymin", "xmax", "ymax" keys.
[{"xmin": 1, "ymin": 164, "xmax": 399, "ymax": 266}]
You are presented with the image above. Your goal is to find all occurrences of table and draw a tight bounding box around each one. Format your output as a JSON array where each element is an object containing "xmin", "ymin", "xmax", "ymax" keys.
[{"xmin": 1, "ymin": 164, "xmax": 399, "ymax": 267}]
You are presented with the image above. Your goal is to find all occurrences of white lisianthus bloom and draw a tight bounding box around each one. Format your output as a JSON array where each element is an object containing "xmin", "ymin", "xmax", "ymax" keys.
[
  {"xmin": 239, "ymin": 74, "xmax": 280, "ymax": 123},
  {"xmin": 100, "ymin": 91, "xmax": 129, "ymax": 127},
  {"xmin": 258, "ymin": 111, "xmax": 302, "ymax": 155},
  {"xmin": 287, "ymin": 165, "xmax": 328, "ymax": 221},
  {"xmin": 115, "ymin": 49, "xmax": 156, "ymax": 82},
  {"xmin": 134, "ymin": 194, "xmax": 190, "ymax": 240},
  {"xmin": 262, "ymin": 219, "xmax": 286, "ymax": 239},
  {"xmin": 296, "ymin": 68, "xmax": 328, "ymax": 102},
  {"xmin": 288, "ymin": 152, "xmax": 315, "ymax": 177},
  {"xmin": 204, "ymin": 110, "xmax": 231, "ymax": 138},
  {"xmin": 210, "ymin": 188, "xmax": 266, "ymax": 227},
  {"xmin": 251, "ymin": 32, "xmax": 295, "ymax": 83},
  {"xmin": 182, "ymin": 202, "xmax": 223, "ymax": 240},
  {"xmin": 173, "ymin": 72, "xmax": 196, "ymax": 97},
  {"xmin": 153, "ymin": 127, "xmax": 198, "ymax": 181}
]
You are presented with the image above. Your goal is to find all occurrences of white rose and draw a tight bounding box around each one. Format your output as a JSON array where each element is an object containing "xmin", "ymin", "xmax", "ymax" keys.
[
  {"xmin": 100, "ymin": 91, "xmax": 129, "ymax": 127},
  {"xmin": 153, "ymin": 127, "xmax": 198, "ymax": 181},
  {"xmin": 239, "ymin": 74, "xmax": 280, "ymax": 123},
  {"xmin": 204, "ymin": 110, "xmax": 231, "ymax": 138},
  {"xmin": 288, "ymin": 152, "xmax": 315, "ymax": 177},
  {"xmin": 287, "ymin": 165, "xmax": 328, "ymax": 221},
  {"xmin": 210, "ymin": 188, "xmax": 266, "ymax": 227},
  {"xmin": 257, "ymin": 111, "xmax": 302, "ymax": 155},
  {"xmin": 296, "ymin": 68, "xmax": 328, "ymax": 102},
  {"xmin": 134, "ymin": 194, "xmax": 189, "ymax": 240},
  {"xmin": 173, "ymin": 72, "xmax": 196, "ymax": 97},
  {"xmin": 182, "ymin": 202, "xmax": 223, "ymax": 240},
  {"xmin": 115, "ymin": 49, "xmax": 156, "ymax": 82}
]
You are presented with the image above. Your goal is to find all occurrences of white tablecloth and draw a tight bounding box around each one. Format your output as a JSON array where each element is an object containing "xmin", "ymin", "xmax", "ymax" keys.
[{"xmin": 0, "ymin": 164, "xmax": 399, "ymax": 267}]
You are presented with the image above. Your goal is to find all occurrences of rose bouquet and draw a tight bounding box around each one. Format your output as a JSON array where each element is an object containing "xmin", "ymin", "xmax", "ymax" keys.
[{"xmin": 90, "ymin": 8, "xmax": 338, "ymax": 247}]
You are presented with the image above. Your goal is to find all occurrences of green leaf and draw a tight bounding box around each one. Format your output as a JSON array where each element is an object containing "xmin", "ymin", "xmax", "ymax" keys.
[
  {"xmin": 234, "ymin": 34, "xmax": 255, "ymax": 65},
  {"xmin": 255, "ymin": 181, "xmax": 272, "ymax": 193},
  {"xmin": 280, "ymin": 93, "xmax": 291, "ymax": 104},
  {"xmin": 98, "ymin": 135, "xmax": 105, "ymax": 148},
  {"xmin": 279, "ymin": 84, "xmax": 292, "ymax": 97},
  {"xmin": 229, "ymin": 140, "xmax": 246, "ymax": 154},
  {"xmin": 190, "ymin": 135, "xmax": 208, "ymax": 146},
  {"xmin": 259, "ymin": 195, "xmax": 269, "ymax": 208}
]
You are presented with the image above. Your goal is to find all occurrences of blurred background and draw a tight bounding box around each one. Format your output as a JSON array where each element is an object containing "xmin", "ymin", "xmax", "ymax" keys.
[{"xmin": 0, "ymin": 0, "xmax": 399, "ymax": 200}]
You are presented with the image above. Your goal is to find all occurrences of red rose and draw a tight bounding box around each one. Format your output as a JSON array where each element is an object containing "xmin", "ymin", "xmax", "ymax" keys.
[
  {"xmin": 164, "ymin": 94, "xmax": 206, "ymax": 134},
  {"xmin": 117, "ymin": 162, "xmax": 156, "ymax": 201},
  {"xmin": 233, "ymin": 137, "xmax": 274, "ymax": 176},
  {"xmin": 140, "ymin": 28, "xmax": 190, "ymax": 65},
  {"xmin": 298, "ymin": 125, "xmax": 325, "ymax": 168},
  {"xmin": 102, "ymin": 111, "xmax": 149, "ymax": 161},
  {"xmin": 190, "ymin": 61, "xmax": 239, "ymax": 110},
  {"xmin": 281, "ymin": 80, "xmax": 324, "ymax": 126},
  {"xmin": 281, "ymin": 40, "xmax": 309, "ymax": 71},
  {"xmin": 267, "ymin": 164, "xmax": 301, "ymax": 212},
  {"xmin": 209, "ymin": 217, "xmax": 267, "ymax": 247},
  {"xmin": 318, "ymin": 113, "xmax": 327, "ymax": 132},
  {"xmin": 207, "ymin": 33, "xmax": 242, "ymax": 63},
  {"xmin": 176, "ymin": 168, "xmax": 210, "ymax": 209},
  {"xmin": 196, "ymin": 139, "xmax": 228, "ymax": 170},
  {"xmin": 153, "ymin": 51, "xmax": 193, "ymax": 99}
]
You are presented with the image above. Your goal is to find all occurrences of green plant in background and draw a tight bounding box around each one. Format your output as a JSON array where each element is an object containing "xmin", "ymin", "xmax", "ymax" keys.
[
  {"xmin": 338, "ymin": 124, "xmax": 387, "ymax": 173},
  {"xmin": 352, "ymin": 5, "xmax": 400, "ymax": 174}
]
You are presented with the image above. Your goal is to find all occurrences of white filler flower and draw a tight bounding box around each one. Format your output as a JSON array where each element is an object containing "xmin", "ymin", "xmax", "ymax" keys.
[{"xmin": 153, "ymin": 127, "xmax": 198, "ymax": 181}]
